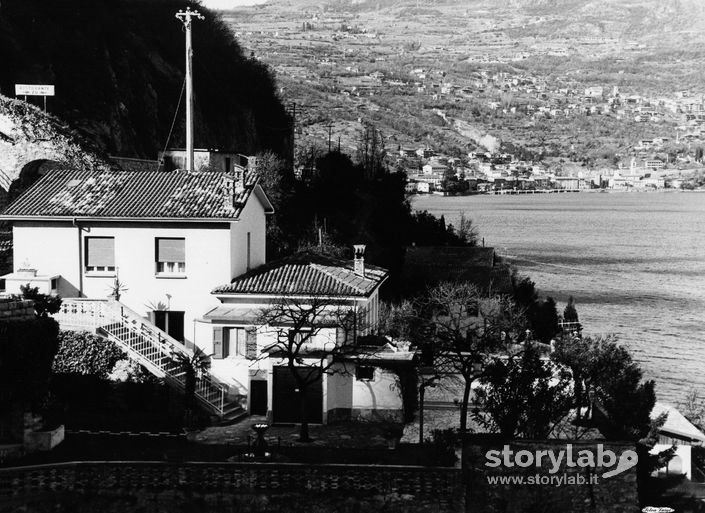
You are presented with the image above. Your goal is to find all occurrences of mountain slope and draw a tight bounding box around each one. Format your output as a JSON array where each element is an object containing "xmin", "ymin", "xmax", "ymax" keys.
[{"xmin": 0, "ymin": 0, "xmax": 292, "ymax": 160}]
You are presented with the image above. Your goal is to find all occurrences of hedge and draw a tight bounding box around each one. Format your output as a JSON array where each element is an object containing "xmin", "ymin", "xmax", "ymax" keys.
[{"xmin": 52, "ymin": 330, "xmax": 126, "ymax": 379}]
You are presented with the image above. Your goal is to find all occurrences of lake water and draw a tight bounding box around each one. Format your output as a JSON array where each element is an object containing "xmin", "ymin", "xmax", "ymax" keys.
[{"xmin": 413, "ymin": 191, "xmax": 705, "ymax": 404}]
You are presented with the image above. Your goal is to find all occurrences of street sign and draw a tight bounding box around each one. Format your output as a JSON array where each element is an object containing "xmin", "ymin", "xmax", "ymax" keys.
[{"xmin": 14, "ymin": 84, "xmax": 55, "ymax": 96}]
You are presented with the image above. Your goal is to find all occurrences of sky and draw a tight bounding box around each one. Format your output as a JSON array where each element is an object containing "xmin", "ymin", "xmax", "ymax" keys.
[{"xmin": 200, "ymin": 0, "xmax": 268, "ymax": 9}]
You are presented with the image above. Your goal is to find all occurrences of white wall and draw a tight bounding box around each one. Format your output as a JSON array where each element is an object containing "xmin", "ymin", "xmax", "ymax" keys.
[
  {"xmin": 13, "ymin": 222, "xmax": 81, "ymax": 298},
  {"xmin": 326, "ymin": 363, "xmax": 353, "ymax": 413},
  {"xmin": 230, "ymin": 193, "xmax": 267, "ymax": 277},
  {"xmin": 352, "ymin": 366, "xmax": 403, "ymax": 415},
  {"xmin": 652, "ymin": 443, "xmax": 692, "ymax": 480},
  {"xmin": 13, "ymin": 221, "xmax": 233, "ymax": 343}
]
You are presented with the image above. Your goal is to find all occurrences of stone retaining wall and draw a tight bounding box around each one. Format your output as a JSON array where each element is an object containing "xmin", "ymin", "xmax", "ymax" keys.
[
  {"xmin": 0, "ymin": 298, "xmax": 34, "ymax": 321},
  {"xmin": 0, "ymin": 461, "xmax": 463, "ymax": 512}
]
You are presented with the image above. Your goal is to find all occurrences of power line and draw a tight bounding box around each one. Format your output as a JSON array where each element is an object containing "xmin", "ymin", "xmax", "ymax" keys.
[{"xmin": 155, "ymin": 78, "xmax": 186, "ymax": 172}]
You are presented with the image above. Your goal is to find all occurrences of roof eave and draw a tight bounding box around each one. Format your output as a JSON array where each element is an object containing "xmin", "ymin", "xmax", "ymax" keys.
[
  {"xmin": 211, "ymin": 292, "xmax": 371, "ymax": 302},
  {"xmin": 0, "ymin": 215, "xmax": 241, "ymax": 223},
  {"xmin": 252, "ymin": 183, "xmax": 275, "ymax": 215}
]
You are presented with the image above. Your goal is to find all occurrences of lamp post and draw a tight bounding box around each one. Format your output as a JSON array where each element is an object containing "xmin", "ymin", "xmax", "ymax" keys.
[{"xmin": 252, "ymin": 423, "xmax": 269, "ymax": 459}]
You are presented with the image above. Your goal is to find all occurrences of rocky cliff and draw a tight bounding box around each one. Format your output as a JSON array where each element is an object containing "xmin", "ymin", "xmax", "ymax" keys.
[{"xmin": 0, "ymin": 0, "xmax": 292, "ymax": 162}]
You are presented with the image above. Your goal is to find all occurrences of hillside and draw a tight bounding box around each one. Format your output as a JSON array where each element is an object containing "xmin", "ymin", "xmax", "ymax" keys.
[
  {"xmin": 226, "ymin": 0, "xmax": 705, "ymax": 166},
  {"xmin": 0, "ymin": 0, "xmax": 292, "ymax": 162}
]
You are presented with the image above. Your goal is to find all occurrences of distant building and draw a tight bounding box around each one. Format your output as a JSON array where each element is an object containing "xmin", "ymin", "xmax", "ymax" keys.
[
  {"xmin": 422, "ymin": 162, "xmax": 448, "ymax": 175},
  {"xmin": 643, "ymin": 159, "xmax": 665, "ymax": 170},
  {"xmin": 159, "ymin": 148, "xmax": 253, "ymax": 174},
  {"xmin": 584, "ymin": 86, "xmax": 604, "ymax": 98},
  {"xmin": 651, "ymin": 402, "xmax": 705, "ymax": 480}
]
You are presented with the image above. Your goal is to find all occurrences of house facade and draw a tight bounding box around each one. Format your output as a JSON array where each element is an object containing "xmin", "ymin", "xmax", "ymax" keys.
[
  {"xmin": 0, "ymin": 163, "xmax": 407, "ymax": 424},
  {"xmin": 194, "ymin": 250, "xmax": 409, "ymax": 424},
  {"xmin": 0, "ymin": 163, "xmax": 271, "ymax": 344}
]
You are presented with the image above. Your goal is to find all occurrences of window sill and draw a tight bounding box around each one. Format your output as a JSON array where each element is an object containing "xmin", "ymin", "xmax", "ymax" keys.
[
  {"xmin": 155, "ymin": 274, "xmax": 188, "ymax": 279},
  {"xmin": 84, "ymin": 272, "xmax": 117, "ymax": 278}
]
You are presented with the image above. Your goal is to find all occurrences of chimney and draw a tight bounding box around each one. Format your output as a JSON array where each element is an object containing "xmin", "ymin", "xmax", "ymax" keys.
[
  {"xmin": 233, "ymin": 164, "xmax": 246, "ymax": 195},
  {"xmin": 353, "ymin": 244, "xmax": 366, "ymax": 277}
]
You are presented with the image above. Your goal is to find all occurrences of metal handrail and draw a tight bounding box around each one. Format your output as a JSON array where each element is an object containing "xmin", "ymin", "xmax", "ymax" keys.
[{"xmin": 54, "ymin": 299, "xmax": 226, "ymax": 415}]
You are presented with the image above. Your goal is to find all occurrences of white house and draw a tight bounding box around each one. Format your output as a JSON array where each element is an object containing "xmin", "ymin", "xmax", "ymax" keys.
[
  {"xmin": 195, "ymin": 249, "xmax": 410, "ymax": 423},
  {"xmin": 0, "ymin": 163, "xmax": 271, "ymax": 344}
]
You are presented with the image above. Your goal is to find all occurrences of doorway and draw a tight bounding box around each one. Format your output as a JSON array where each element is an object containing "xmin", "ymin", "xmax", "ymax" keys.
[
  {"xmin": 250, "ymin": 380, "xmax": 268, "ymax": 416},
  {"xmin": 153, "ymin": 311, "xmax": 185, "ymax": 342},
  {"xmin": 272, "ymin": 366, "xmax": 322, "ymax": 424}
]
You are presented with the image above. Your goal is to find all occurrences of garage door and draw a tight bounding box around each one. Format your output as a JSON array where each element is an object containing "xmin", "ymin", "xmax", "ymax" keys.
[{"xmin": 272, "ymin": 366, "xmax": 323, "ymax": 424}]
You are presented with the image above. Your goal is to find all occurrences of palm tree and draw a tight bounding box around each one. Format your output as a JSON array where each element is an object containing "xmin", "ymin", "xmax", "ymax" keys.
[{"xmin": 169, "ymin": 349, "xmax": 210, "ymax": 429}]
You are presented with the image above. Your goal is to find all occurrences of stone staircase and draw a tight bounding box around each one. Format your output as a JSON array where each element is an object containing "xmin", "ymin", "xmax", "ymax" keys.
[{"xmin": 54, "ymin": 299, "xmax": 247, "ymax": 425}]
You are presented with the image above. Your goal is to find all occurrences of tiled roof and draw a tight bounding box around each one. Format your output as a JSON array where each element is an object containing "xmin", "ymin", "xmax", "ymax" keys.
[
  {"xmin": 0, "ymin": 168, "xmax": 260, "ymax": 220},
  {"xmin": 212, "ymin": 252, "xmax": 388, "ymax": 298},
  {"xmin": 652, "ymin": 402, "xmax": 705, "ymax": 443}
]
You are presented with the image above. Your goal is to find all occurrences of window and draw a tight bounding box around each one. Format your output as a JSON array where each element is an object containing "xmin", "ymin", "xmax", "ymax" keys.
[
  {"xmin": 225, "ymin": 327, "xmax": 247, "ymax": 357},
  {"xmin": 155, "ymin": 238, "xmax": 185, "ymax": 274},
  {"xmin": 50, "ymin": 278, "xmax": 58, "ymax": 293},
  {"xmin": 85, "ymin": 237, "xmax": 115, "ymax": 273},
  {"xmin": 0, "ymin": 278, "xmax": 5, "ymax": 293},
  {"xmin": 356, "ymin": 366, "xmax": 375, "ymax": 381}
]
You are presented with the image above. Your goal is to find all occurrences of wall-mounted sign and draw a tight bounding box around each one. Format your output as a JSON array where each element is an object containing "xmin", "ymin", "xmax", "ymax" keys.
[{"xmin": 14, "ymin": 84, "xmax": 55, "ymax": 96}]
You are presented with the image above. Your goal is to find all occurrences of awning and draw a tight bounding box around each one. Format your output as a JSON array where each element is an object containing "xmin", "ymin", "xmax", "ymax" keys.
[{"xmin": 203, "ymin": 305, "xmax": 260, "ymax": 324}]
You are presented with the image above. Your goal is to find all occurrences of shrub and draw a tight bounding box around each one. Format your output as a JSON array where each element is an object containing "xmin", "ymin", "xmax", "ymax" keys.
[
  {"xmin": 108, "ymin": 359, "xmax": 152, "ymax": 383},
  {"xmin": 11, "ymin": 284, "xmax": 62, "ymax": 317},
  {"xmin": 53, "ymin": 330, "xmax": 126, "ymax": 378},
  {"xmin": 425, "ymin": 428, "xmax": 459, "ymax": 465}
]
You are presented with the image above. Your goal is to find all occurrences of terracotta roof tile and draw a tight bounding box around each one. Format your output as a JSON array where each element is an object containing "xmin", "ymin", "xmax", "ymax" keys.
[
  {"xmin": 212, "ymin": 252, "xmax": 388, "ymax": 298},
  {"xmin": 0, "ymin": 168, "xmax": 259, "ymax": 220}
]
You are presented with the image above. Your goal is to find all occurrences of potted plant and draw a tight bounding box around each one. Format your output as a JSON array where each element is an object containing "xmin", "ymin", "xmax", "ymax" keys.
[{"xmin": 108, "ymin": 277, "xmax": 128, "ymax": 301}]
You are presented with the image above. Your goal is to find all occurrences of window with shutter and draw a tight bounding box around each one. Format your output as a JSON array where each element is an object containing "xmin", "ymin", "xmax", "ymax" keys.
[
  {"xmin": 245, "ymin": 328, "xmax": 257, "ymax": 359},
  {"xmin": 213, "ymin": 327, "xmax": 225, "ymax": 359},
  {"xmin": 225, "ymin": 327, "xmax": 247, "ymax": 357},
  {"xmin": 85, "ymin": 237, "xmax": 115, "ymax": 273},
  {"xmin": 155, "ymin": 238, "xmax": 185, "ymax": 274}
]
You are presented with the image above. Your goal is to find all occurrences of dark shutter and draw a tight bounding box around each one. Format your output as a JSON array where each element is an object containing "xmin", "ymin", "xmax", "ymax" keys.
[
  {"xmin": 245, "ymin": 327, "xmax": 257, "ymax": 360},
  {"xmin": 86, "ymin": 237, "xmax": 114, "ymax": 267},
  {"xmin": 156, "ymin": 238, "xmax": 185, "ymax": 263},
  {"xmin": 213, "ymin": 327, "xmax": 224, "ymax": 359}
]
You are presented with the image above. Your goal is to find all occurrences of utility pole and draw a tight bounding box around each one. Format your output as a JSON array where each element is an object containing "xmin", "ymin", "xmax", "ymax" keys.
[
  {"xmin": 325, "ymin": 123, "xmax": 333, "ymax": 152},
  {"xmin": 176, "ymin": 7, "xmax": 204, "ymax": 172}
]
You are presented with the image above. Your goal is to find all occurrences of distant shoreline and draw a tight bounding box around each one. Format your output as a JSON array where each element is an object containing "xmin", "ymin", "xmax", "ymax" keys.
[{"xmin": 411, "ymin": 189, "xmax": 703, "ymax": 198}]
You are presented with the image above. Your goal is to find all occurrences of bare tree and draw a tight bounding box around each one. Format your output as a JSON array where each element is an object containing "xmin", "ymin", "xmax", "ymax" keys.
[
  {"xmin": 680, "ymin": 387, "xmax": 705, "ymax": 430},
  {"xmin": 256, "ymin": 297, "xmax": 369, "ymax": 441},
  {"xmin": 415, "ymin": 282, "xmax": 526, "ymax": 432},
  {"xmin": 356, "ymin": 124, "xmax": 386, "ymax": 179}
]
